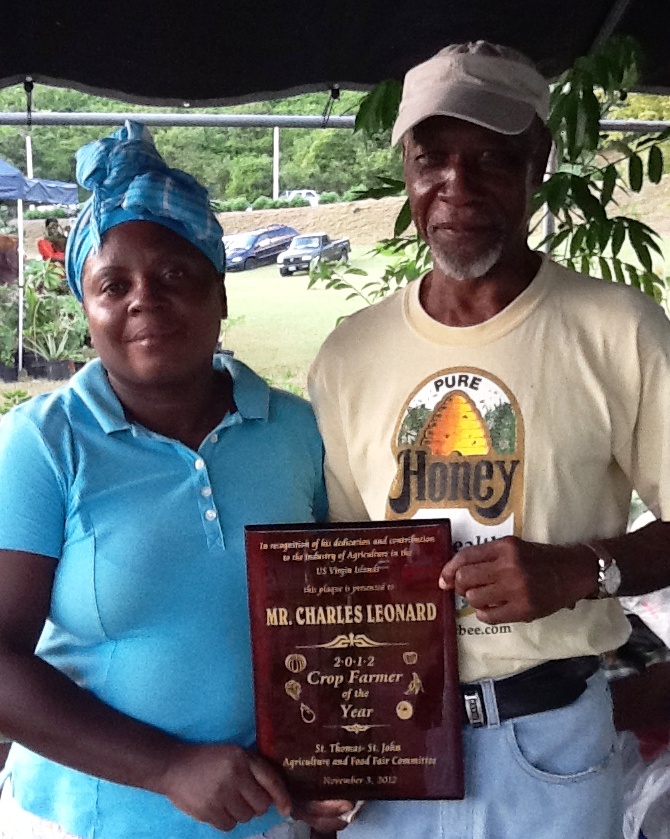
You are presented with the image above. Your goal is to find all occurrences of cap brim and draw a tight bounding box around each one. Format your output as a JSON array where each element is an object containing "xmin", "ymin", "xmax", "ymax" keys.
[{"xmin": 391, "ymin": 87, "xmax": 537, "ymax": 146}]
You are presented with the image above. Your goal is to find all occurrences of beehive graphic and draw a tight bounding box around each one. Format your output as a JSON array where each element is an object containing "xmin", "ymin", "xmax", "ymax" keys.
[{"xmin": 419, "ymin": 390, "xmax": 491, "ymax": 456}]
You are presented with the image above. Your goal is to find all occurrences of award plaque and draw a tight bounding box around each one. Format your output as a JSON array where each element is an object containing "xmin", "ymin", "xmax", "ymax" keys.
[{"xmin": 245, "ymin": 520, "xmax": 463, "ymax": 800}]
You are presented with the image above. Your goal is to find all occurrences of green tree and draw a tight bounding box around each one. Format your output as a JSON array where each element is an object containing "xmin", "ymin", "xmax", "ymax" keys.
[{"xmin": 227, "ymin": 154, "xmax": 273, "ymax": 199}]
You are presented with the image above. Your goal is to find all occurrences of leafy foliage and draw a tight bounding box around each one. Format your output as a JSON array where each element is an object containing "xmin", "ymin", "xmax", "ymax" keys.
[
  {"xmin": 318, "ymin": 191, "xmax": 341, "ymax": 204},
  {"xmin": 20, "ymin": 260, "xmax": 89, "ymax": 362},
  {"xmin": 310, "ymin": 37, "xmax": 669, "ymax": 304},
  {"xmin": 0, "ymin": 389, "xmax": 29, "ymax": 415},
  {"xmin": 251, "ymin": 195, "xmax": 275, "ymax": 211},
  {"xmin": 0, "ymin": 204, "xmax": 15, "ymax": 233},
  {"xmin": 608, "ymin": 92, "xmax": 670, "ymax": 177},
  {"xmin": 23, "ymin": 207, "xmax": 71, "ymax": 219},
  {"xmin": 354, "ymin": 81, "xmax": 402, "ymax": 136},
  {"xmin": 532, "ymin": 38, "xmax": 669, "ymax": 301},
  {"xmin": 0, "ymin": 284, "xmax": 19, "ymax": 365}
]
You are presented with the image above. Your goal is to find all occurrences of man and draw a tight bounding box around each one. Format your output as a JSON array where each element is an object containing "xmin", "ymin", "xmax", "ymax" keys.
[{"xmin": 308, "ymin": 41, "xmax": 670, "ymax": 838}]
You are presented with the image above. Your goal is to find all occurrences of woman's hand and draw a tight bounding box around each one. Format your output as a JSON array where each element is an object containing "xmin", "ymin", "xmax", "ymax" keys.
[
  {"xmin": 292, "ymin": 798, "xmax": 357, "ymax": 832},
  {"xmin": 0, "ymin": 549, "xmax": 343, "ymax": 836},
  {"xmin": 159, "ymin": 742, "xmax": 292, "ymax": 832}
]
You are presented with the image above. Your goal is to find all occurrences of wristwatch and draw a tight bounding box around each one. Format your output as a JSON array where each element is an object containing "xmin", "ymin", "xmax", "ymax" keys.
[{"xmin": 587, "ymin": 542, "xmax": 622, "ymax": 598}]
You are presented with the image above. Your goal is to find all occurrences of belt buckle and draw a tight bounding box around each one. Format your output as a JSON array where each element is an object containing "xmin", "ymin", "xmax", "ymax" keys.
[{"xmin": 462, "ymin": 686, "xmax": 487, "ymax": 727}]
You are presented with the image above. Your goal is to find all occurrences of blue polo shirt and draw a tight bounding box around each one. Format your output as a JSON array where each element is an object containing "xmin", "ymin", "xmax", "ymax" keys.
[{"xmin": 0, "ymin": 356, "xmax": 327, "ymax": 839}]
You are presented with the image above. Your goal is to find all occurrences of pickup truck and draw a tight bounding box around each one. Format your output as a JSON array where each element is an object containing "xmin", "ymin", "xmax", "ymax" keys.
[{"xmin": 277, "ymin": 232, "xmax": 350, "ymax": 275}]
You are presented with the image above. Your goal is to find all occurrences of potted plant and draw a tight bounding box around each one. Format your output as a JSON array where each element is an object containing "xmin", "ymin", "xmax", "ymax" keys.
[
  {"xmin": 0, "ymin": 284, "xmax": 19, "ymax": 382},
  {"xmin": 23, "ymin": 332, "xmax": 82, "ymax": 379},
  {"xmin": 22, "ymin": 260, "xmax": 89, "ymax": 379},
  {"xmin": 23, "ymin": 305, "xmax": 88, "ymax": 379}
]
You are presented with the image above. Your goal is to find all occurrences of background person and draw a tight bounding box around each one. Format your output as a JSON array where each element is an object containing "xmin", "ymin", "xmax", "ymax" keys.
[
  {"xmin": 0, "ymin": 122, "xmax": 350, "ymax": 839},
  {"xmin": 37, "ymin": 217, "xmax": 67, "ymax": 263},
  {"xmin": 308, "ymin": 41, "xmax": 670, "ymax": 838}
]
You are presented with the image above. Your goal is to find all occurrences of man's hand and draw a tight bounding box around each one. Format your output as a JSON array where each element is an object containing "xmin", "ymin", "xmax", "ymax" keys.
[{"xmin": 439, "ymin": 536, "xmax": 597, "ymax": 624}]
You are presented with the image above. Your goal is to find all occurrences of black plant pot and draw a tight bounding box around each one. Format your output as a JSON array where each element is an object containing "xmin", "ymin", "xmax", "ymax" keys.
[
  {"xmin": 21, "ymin": 351, "xmax": 47, "ymax": 379},
  {"xmin": 45, "ymin": 360, "xmax": 76, "ymax": 380},
  {"xmin": 0, "ymin": 362, "xmax": 17, "ymax": 382}
]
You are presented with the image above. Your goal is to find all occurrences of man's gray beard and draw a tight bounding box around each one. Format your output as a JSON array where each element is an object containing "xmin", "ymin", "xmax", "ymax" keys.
[{"xmin": 430, "ymin": 239, "xmax": 504, "ymax": 282}]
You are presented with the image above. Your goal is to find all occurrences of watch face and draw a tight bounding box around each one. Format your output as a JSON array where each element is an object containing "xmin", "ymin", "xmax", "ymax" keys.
[{"xmin": 604, "ymin": 562, "xmax": 622, "ymax": 595}]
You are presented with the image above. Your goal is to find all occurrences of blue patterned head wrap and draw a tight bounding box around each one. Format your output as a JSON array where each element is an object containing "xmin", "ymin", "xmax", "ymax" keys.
[{"xmin": 65, "ymin": 121, "xmax": 224, "ymax": 302}]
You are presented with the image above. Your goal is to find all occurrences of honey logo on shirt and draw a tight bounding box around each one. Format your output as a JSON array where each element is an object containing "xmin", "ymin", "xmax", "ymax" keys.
[
  {"xmin": 387, "ymin": 368, "xmax": 524, "ymax": 531},
  {"xmin": 420, "ymin": 390, "xmax": 492, "ymax": 457}
]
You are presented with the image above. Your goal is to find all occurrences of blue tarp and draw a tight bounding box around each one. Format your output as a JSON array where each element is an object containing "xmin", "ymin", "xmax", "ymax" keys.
[
  {"xmin": 24, "ymin": 178, "xmax": 78, "ymax": 205},
  {"xmin": 0, "ymin": 157, "xmax": 77, "ymax": 204},
  {"xmin": 0, "ymin": 157, "xmax": 25, "ymax": 200}
]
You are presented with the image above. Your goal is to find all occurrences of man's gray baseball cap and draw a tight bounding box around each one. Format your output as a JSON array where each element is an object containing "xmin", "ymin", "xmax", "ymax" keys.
[{"xmin": 391, "ymin": 41, "xmax": 550, "ymax": 146}]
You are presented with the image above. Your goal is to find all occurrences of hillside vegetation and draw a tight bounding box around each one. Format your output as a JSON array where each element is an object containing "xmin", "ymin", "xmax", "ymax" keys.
[{"xmin": 0, "ymin": 85, "xmax": 401, "ymax": 202}]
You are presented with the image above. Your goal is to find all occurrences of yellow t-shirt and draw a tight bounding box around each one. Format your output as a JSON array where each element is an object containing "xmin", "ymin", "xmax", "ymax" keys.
[{"xmin": 308, "ymin": 257, "xmax": 670, "ymax": 682}]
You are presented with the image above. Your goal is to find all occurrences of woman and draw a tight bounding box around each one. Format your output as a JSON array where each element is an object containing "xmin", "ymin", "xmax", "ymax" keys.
[
  {"xmin": 37, "ymin": 218, "xmax": 67, "ymax": 264},
  {"xmin": 0, "ymin": 122, "xmax": 350, "ymax": 839}
]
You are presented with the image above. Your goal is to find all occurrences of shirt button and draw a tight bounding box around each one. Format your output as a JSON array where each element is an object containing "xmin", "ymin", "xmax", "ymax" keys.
[
  {"xmin": 194, "ymin": 458, "xmax": 205, "ymax": 470},
  {"xmin": 205, "ymin": 509, "xmax": 217, "ymax": 521},
  {"xmin": 201, "ymin": 487, "xmax": 212, "ymax": 498},
  {"xmin": 210, "ymin": 433, "xmax": 219, "ymax": 443}
]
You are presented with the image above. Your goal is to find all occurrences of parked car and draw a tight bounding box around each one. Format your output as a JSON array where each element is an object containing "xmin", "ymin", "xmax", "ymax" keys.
[
  {"xmin": 279, "ymin": 189, "xmax": 320, "ymax": 207},
  {"xmin": 223, "ymin": 224, "xmax": 299, "ymax": 271},
  {"xmin": 277, "ymin": 232, "xmax": 350, "ymax": 275}
]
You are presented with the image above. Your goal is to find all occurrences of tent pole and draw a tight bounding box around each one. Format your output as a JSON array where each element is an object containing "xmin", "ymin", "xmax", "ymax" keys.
[
  {"xmin": 25, "ymin": 134, "xmax": 34, "ymax": 179},
  {"xmin": 272, "ymin": 127, "xmax": 280, "ymax": 200},
  {"xmin": 17, "ymin": 198, "xmax": 24, "ymax": 373},
  {"xmin": 22, "ymin": 134, "xmax": 32, "ymax": 371}
]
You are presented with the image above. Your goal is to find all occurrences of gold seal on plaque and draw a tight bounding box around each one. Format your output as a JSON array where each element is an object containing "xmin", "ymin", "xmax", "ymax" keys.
[
  {"xmin": 300, "ymin": 703, "xmax": 316, "ymax": 723},
  {"xmin": 405, "ymin": 672, "xmax": 424, "ymax": 696},
  {"xmin": 396, "ymin": 701, "xmax": 414, "ymax": 720},
  {"xmin": 285, "ymin": 654, "xmax": 307, "ymax": 673},
  {"xmin": 285, "ymin": 680, "xmax": 301, "ymax": 701}
]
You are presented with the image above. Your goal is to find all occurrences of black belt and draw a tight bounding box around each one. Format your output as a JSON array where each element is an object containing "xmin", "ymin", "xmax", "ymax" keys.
[{"xmin": 460, "ymin": 656, "xmax": 600, "ymax": 727}]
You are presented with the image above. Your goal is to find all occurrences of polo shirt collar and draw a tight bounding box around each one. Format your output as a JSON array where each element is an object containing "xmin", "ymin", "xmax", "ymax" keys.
[
  {"xmin": 213, "ymin": 353, "xmax": 270, "ymax": 420},
  {"xmin": 69, "ymin": 354, "xmax": 270, "ymax": 434},
  {"xmin": 69, "ymin": 359, "xmax": 130, "ymax": 433}
]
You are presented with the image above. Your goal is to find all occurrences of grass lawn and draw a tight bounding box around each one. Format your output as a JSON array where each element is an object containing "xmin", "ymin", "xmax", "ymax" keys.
[{"xmin": 223, "ymin": 245, "xmax": 387, "ymax": 392}]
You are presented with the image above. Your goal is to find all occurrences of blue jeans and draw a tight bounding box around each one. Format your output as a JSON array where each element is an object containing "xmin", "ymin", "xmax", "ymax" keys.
[{"xmin": 341, "ymin": 670, "xmax": 622, "ymax": 839}]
